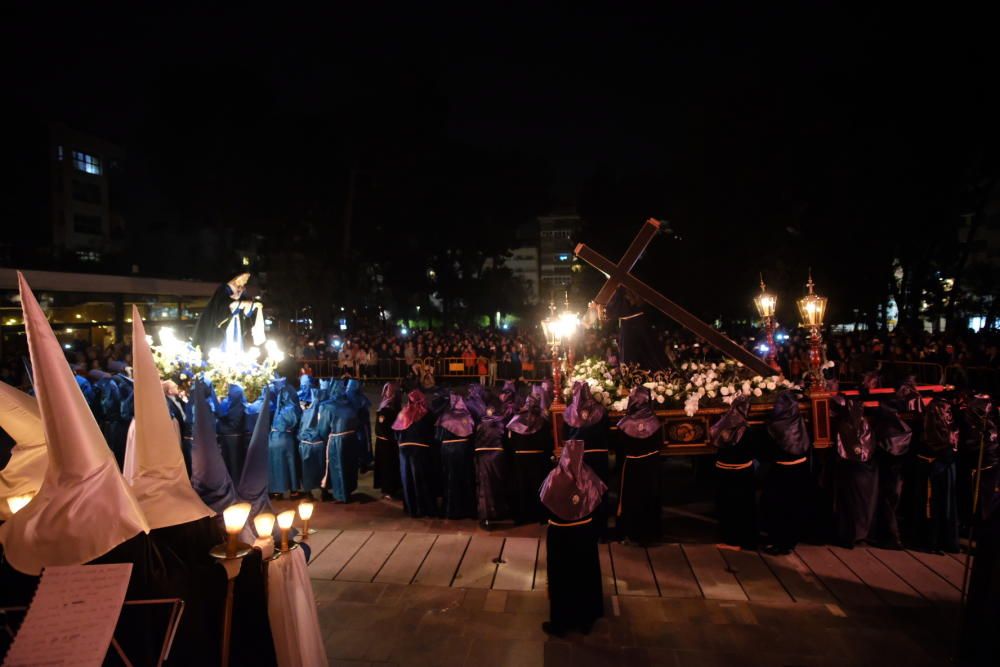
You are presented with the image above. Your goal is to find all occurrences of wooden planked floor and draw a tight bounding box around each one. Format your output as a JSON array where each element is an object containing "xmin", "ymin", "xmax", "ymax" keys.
[{"xmin": 308, "ymin": 530, "xmax": 967, "ymax": 612}]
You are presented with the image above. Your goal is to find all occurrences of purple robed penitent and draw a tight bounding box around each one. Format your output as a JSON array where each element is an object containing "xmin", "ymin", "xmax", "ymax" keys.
[
  {"xmin": 563, "ymin": 381, "xmax": 606, "ymax": 429},
  {"xmin": 392, "ymin": 390, "xmax": 429, "ymax": 431},
  {"xmin": 540, "ymin": 440, "xmax": 607, "ymax": 522},
  {"xmin": 507, "ymin": 394, "xmax": 546, "ymax": 435},
  {"xmin": 616, "ymin": 386, "xmax": 660, "ymax": 438},
  {"xmin": 438, "ymin": 394, "xmax": 474, "ymax": 438}
]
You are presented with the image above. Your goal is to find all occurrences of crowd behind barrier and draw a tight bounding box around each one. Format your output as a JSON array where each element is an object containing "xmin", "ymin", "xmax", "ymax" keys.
[{"xmin": 0, "ymin": 320, "xmax": 997, "ymax": 394}]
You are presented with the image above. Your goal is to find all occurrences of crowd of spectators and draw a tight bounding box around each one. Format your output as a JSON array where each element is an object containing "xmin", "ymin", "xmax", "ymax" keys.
[{"xmin": 0, "ymin": 321, "xmax": 996, "ymax": 391}]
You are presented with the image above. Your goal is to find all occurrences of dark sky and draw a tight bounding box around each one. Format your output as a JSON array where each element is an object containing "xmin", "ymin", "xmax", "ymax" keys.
[{"xmin": 4, "ymin": 4, "xmax": 998, "ymax": 321}]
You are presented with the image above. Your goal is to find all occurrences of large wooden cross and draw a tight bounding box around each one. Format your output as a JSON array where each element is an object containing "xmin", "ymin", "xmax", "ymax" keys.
[{"xmin": 575, "ymin": 218, "xmax": 776, "ymax": 377}]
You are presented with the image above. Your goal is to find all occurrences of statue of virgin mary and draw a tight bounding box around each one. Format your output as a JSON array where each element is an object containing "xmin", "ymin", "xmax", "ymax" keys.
[{"xmin": 192, "ymin": 273, "xmax": 266, "ymax": 355}]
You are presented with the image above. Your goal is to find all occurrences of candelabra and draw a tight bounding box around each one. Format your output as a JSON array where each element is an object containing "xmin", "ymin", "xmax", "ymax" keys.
[{"xmin": 210, "ymin": 502, "xmax": 253, "ymax": 667}]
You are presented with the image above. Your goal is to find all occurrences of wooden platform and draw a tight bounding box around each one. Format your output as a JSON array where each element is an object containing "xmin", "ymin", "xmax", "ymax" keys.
[{"xmin": 306, "ymin": 528, "xmax": 967, "ymax": 610}]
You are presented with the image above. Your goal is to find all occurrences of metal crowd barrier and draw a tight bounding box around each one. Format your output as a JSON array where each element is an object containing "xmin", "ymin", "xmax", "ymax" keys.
[
  {"xmin": 945, "ymin": 364, "xmax": 1000, "ymax": 395},
  {"xmin": 294, "ymin": 357, "xmax": 555, "ymax": 383},
  {"xmin": 876, "ymin": 360, "xmax": 945, "ymax": 387}
]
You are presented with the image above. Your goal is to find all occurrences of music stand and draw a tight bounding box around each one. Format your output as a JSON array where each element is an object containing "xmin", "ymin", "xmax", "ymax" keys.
[{"xmin": 1, "ymin": 597, "xmax": 185, "ymax": 667}]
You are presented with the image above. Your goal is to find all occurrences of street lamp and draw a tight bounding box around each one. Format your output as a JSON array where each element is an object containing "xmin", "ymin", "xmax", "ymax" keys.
[
  {"xmin": 796, "ymin": 271, "xmax": 828, "ymax": 390},
  {"xmin": 753, "ymin": 275, "xmax": 780, "ymax": 373}
]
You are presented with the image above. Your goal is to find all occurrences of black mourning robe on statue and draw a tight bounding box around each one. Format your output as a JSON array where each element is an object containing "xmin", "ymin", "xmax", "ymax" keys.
[
  {"xmin": 192, "ymin": 283, "xmax": 254, "ymax": 353},
  {"xmin": 605, "ymin": 287, "xmax": 668, "ymax": 370}
]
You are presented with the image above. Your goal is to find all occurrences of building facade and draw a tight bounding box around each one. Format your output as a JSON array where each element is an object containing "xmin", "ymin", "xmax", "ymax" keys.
[{"xmin": 538, "ymin": 213, "xmax": 580, "ymax": 302}]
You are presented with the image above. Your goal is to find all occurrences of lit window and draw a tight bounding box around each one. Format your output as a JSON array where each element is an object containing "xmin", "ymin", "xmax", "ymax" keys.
[
  {"xmin": 556, "ymin": 253, "xmax": 571, "ymax": 262},
  {"xmin": 72, "ymin": 151, "xmax": 102, "ymax": 175},
  {"xmin": 75, "ymin": 250, "xmax": 102, "ymax": 262},
  {"xmin": 241, "ymin": 256, "xmax": 250, "ymax": 266}
]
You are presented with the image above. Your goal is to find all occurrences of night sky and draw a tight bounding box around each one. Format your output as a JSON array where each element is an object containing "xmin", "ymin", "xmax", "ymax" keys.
[{"xmin": 3, "ymin": 4, "xmax": 997, "ymax": 323}]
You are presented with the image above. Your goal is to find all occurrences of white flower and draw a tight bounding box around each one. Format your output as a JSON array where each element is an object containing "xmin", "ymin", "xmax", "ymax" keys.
[
  {"xmin": 766, "ymin": 381, "xmax": 776, "ymax": 391},
  {"xmin": 742, "ymin": 381, "xmax": 752, "ymax": 393},
  {"xmin": 753, "ymin": 388, "xmax": 763, "ymax": 397},
  {"xmin": 665, "ymin": 388, "xmax": 674, "ymax": 396},
  {"xmin": 720, "ymin": 386, "xmax": 730, "ymax": 396},
  {"xmin": 753, "ymin": 375, "xmax": 764, "ymax": 383},
  {"xmin": 723, "ymin": 395, "xmax": 734, "ymax": 405},
  {"xmin": 605, "ymin": 379, "xmax": 615, "ymax": 388}
]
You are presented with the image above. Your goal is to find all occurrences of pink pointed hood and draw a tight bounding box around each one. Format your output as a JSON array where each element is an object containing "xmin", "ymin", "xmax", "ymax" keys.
[
  {"xmin": 123, "ymin": 306, "xmax": 214, "ymax": 529},
  {"xmin": 0, "ymin": 383, "xmax": 47, "ymax": 520},
  {"xmin": 0, "ymin": 273, "xmax": 149, "ymax": 574}
]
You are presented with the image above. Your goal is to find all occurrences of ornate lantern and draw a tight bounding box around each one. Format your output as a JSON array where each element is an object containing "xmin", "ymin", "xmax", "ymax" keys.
[
  {"xmin": 753, "ymin": 275, "xmax": 780, "ymax": 372},
  {"xmin": 796, "ymin": 272, "xmax": 828, "ymax": 389}
]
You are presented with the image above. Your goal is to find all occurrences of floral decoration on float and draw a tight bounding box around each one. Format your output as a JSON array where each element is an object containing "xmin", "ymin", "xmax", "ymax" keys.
[
  {"xmin": 564, "ymin": 357, "xmax": 798, "ymax": 416},
  {"xmin": 150, "ymin": 326, "xmax": 283, "ymax": 402}
]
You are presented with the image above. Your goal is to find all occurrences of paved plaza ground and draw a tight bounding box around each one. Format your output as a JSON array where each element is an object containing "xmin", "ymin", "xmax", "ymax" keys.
[{"xmin": 273, "ymin": 463, "xmax": 966, "ymax": 667}]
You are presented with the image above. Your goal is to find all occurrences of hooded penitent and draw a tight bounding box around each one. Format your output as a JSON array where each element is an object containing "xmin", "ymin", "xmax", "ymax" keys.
[
  {"xmin": 564, "ymin": 381, "xmax": 606, "ymax": 429},
  {"xmin": 893, "ymin": 377, "xmax": 923, "ymax": 413},
  {"xmin": 507, "ymin": 394, "xmax": 547, "ymax": 435},
  {"xmin": 392, "ymin": 390, "xmax": 429, "ymax": 430},
  {"xmin": 298, "ymin": 374, "xmax": 313, "ymax": 404},
  {"xmin": 190, "ymin": 380, "xmax": 239, "ymax": 512},
  {"xmin": 0, "ymin": 273, "xmax": 149, "ymax": 575},
  {"xmin": 379, "ymin": 382, "xmax": 402, "ymax": 412},
  {"xmin": 537, "ymin": 379, "xmax": 554, "ymax": 413},
  {"xmin": 540, "ymin": 439, "xmax": 607, "ymax": 522},
  {"xmin": 961, "ymin": 395, "xmax": 999, "ymax": 467},
  {"xmin": 239, "ymin": 388, "xmax": 274, "ymax": 522},
  {"xmin": 766, "ymin": 391, "xmax": 811, "ymax": 457},
  {"xmin": 0, "ymin": 383, "xmax": 46, "ymax": 521},
  {"xmin": 617, "ymin": 386, "xmax": 660, "ymax": 439},
  {"xmin": 465, "ymin": 384, "xmax": 489, "ymax": 422},
  {"xmin": 872, "ymin": 404, "xmax": 912, "ymax": 457},
  {"xmin": 924, "ymin": 398, "xmax": 959, "ymax": 456},
  {"xmin": 831, "ymin": 395, "xmax": 874, "ymax": 462},
  {"xmin": 499, "ymin": 380, "xmax": 518, "ymax": 419},
  {"xmin": 438, "ymin": 394, "xmax": 475, "ymax": 438},
  {"xmin": 709, "ymin": 395, "xmax": 750, "ymax": 448},
  {"xmin": 123, "ymin": 306, "xmax": 214, "ymax": 530}
]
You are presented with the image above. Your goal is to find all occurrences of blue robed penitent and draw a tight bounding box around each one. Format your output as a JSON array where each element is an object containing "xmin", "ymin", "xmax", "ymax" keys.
[
  {"xmin": 268, "ymin": 385, "xmax": 301, "ymax": 495},
  {"xmin": 320, "ymin": 382, "xmax": 360, "ymax": 502}
]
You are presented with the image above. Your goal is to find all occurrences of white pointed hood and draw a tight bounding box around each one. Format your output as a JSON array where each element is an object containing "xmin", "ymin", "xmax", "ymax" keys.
[
  {"xmin": 0, "ymin": 273, "xmax": 149, "ymax": 574},
  {"xmin": 123, "ymin": 306, "xmax": 214, "ymax": 529},
  {"xmin": 0, "ymin": 383, "xmax": 47, "ymax": 520}
]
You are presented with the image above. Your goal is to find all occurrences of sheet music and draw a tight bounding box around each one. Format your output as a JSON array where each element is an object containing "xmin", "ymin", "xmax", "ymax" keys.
[{"xmin": 3, "ymin": 563, "xmax": 132, "ymax": 667}]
